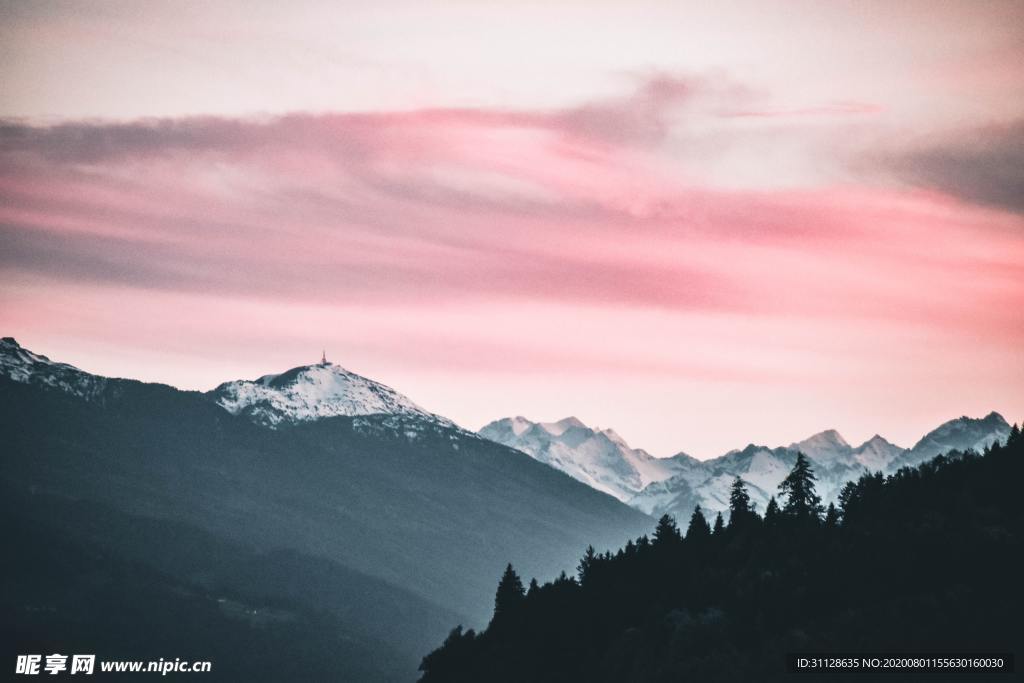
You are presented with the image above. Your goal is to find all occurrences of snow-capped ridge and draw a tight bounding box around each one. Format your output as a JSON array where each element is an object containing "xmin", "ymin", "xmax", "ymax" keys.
[
  {"xmin": 479, "ymin": 416, "xmax": 687, "ymax": 502},
  {"xmin": 210, "ymin": 361, "xmax": 454, "ymax": 429},
  {"xmin": 0, "ymin": 337, "xmax": 108, "ymax": 400},
  {"xmin": 789, "ymin": 429, "xmax": 851, "ymax": 464},
  {"xmin": 537, "ymin": 417, "xmax": 587, "ymax": 436},
  {"xmin": 482, "ymin": 411, "xmax": 1014, "ymax": 521},
  {"xmin": 901, "ymin": 412, "xmax": 1010, "ymax": 466},
  {"xmin": 850, "ymin": 434, "xmax": 904, "ymax": 471}
]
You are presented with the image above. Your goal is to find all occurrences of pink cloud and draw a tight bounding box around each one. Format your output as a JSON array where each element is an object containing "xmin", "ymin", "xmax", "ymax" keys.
[{"xmin": 1, "ymin": 77, "xmax": 1023, "ymax": 456}]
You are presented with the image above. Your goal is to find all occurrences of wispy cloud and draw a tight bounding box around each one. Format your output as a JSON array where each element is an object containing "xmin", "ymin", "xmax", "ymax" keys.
[
  {"xmin": 1, "ymin": 73, "xmax": 1023, "ymax": 457},
  {"xmin": 1, "ymin": 76, "xmax": 1021, "ymax": 316}
]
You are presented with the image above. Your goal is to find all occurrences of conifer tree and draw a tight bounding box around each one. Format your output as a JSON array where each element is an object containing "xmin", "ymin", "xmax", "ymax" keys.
[
  {"xmin": 729, "ymin": 476, "xmax": 751, "ymax": 513},
  {"xmin": 779, "ymin": 452, "xmax": 824, "ymax": 521},
  {"xmin": 764, "ymin": 496, "xmax": 781, "ymax": 526},
  {"xmin": 492, "ymin": 563, "xmax": 525, "ymax": 623},
  {"xmin": 712, "ymin": 512, "xmax": 725, "ymax": 535},
  {"xmin": 577, "ymin": 545, "xmax": 598, "ymax": 583},
  {"xmin": 728, "ymin": 476, "xmax": 755, "ymax": 528},
  {"xmin": 653, "ymin": 514, "xmax": 682, "ymax": 545},
  {"xmin": 686, "ymin": 506, "xmax": 712, "ymax": 540},
  {"xmin": 824, "ymin": 502, "xmax": 840, "ymax": 528},
  {"xmin": 837, "ymin": 480, "xmax": 858, "ymax": 518}
]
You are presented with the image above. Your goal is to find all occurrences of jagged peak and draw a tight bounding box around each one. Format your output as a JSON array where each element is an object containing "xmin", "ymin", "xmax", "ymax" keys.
[
  {"xmin": 928, "ymin": 411, "xmax": 1008, "ymax": 434},
  {"xmin": 794, "ymin": 428, "xmax": 850, "ymax": 448},
  {"xmin": 0, "ymin": 336, "xmax": 107, "ymax": 400},
  {"xmin": 858, "ymin": 433, "xmax": 898, "ymax": 449},
  {"xmin": 537, "ymin": 416, "xmax": 588, "ymax": 436},
  {"xmin": 1, "ymin": 337, "xmax": 73, "ymax": 373}
]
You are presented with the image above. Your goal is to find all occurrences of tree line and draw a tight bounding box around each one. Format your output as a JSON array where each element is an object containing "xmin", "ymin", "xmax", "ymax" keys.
[{"xmin": 420, "ymin": 424, "xmax": 1023, "ymax": 682}]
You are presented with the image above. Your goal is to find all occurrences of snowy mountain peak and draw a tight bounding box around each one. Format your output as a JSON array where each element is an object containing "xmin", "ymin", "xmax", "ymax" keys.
[
  {"xmin": 505, "ymin": 416, "xmax": 535, "ymax": 436},
  {"xmin": 479, "ymin": 416, "xmax": 687, "ymax": 502},
  {"xmin": 789, "ymin": 429, "xmax": 851, "ymax": 463},
  {"xmin": 2, "ymin": 336, "xmax": 53, "ymax": 377},
  {"xmin": 537, "ymin": 417, "xmax": 587, "ymax": 435},
  {"xmin": 903, "ymin": 411, "xmax": 1010, "ymax": 465},
  {"xmin": 0, "ymin": 337, "xmax": 107, "ymax": 399},
  {"xmin": 851, "ymin": 434, "xmax": 904, "ymax": 471},
  {"xmin": 210, "ymin": 362, "xmax": 454, "ymax": 428}
]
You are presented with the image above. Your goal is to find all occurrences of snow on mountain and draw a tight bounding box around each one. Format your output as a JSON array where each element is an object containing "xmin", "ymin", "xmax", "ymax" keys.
[
  {"xmin": 852, "ymin": 434, "xmax": 904, "ymax": 471},
  {"xmin": 479, "ymin": 416, "xmax": 692, "ymax": 502},
  {"xmin": 483, "ymin": 412, "xmax": 1013, "ymax": 520},
  {"xmin": 209, "ymin": 360, "xmax": 455, "ymax": 428},
  {"xmin": 629, "ymin": 445, "xmax": 794, "ymax": 519},
  {"xmin": 5, "ymin": 335, "xmax": 1014, "ymax": 519},
  {"xmin": 1, "ymin": 338, "xmax": 457, "ymax": 433},
  {"xmin": 0, "ymin": 337, "xmax": 108, "ymax": 399},
  {"xmin": 708, "ymin": 445, "xmax": 797, "ymax": 495},
  {"xmin": 630, "ymin": 430, "xmax": 908, "ymax": 521},
  {"xmin": 789, "ymin": 429, "xmax": 851, "ymax": 464},
  {"xmin": 899, "ymin": 412, "xmax": 1011, "ymax": 467}
]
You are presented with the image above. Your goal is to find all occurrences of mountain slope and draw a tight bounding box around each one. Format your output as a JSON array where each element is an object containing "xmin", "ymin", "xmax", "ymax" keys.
[
  {"xmin": 0, "ymin": 336, "xmax": 109, "ymax": 399},
  {"xmin": 3, "ymin": 486, "xmax": 435, "ymax": 683},
  {"xmin": 898, "ymin": 412, "xmax": 1010, "ymax": 467},
  {"xmin": 1, "ymin": 338, "xmax": 653, "ymax": 678},
  {"xmin": 419, "ymin": 431, "xmax": 1024, "ymax": 683},
  {"xmin": 480, "ymin": 417, "xmax": 696, "ymax": 502}
]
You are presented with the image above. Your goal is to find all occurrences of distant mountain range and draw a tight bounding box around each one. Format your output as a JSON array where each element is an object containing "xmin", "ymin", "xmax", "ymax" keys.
[
  {"xmin": 4, "ymin": 334, "xmax": 1013, "ymax": 679},
  {"xmin": 1, "ymin": 337, "xmax": 651, "ymax": 681},
  {"xmin": 481, "ymin": 412, "xmax": 1012, "ymax": 520}
]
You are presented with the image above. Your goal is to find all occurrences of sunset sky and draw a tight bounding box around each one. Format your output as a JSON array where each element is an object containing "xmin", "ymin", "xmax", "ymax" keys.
[{"xmin": 2, "ymin": 0, "xmax": 1023, "ymax": 457}]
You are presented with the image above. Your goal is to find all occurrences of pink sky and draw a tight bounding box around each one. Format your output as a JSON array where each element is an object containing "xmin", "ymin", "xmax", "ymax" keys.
[{"xmin": 2, "ymin": 0, "xmax": 1023, "ymax": 457}]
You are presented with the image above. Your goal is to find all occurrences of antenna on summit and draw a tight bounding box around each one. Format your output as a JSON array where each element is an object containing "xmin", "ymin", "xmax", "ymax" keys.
[{"xmin": 321, "ymin": 349, "xmax": 327, "ymax": 365}]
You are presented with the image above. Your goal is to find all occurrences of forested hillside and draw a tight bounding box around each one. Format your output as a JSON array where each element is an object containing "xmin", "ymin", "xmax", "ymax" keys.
[{"xmin": 420, "ymin": 425, "xmax": 1024, "ymax": 682}]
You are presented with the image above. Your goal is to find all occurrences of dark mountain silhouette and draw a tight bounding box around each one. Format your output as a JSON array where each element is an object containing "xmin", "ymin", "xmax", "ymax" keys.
[{"xmin": 0, "ymin": 338, "xmax": 651, "ymax": 680}]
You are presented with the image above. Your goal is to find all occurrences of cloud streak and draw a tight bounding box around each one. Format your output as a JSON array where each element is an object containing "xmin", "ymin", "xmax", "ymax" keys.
[
  {"xmin": 2, "ymin": 78, "xmax": 1022, "ymax": 318},
  {"xmin": 1, "ymin": 74, "xmax": 1023, "ymax": 457}
]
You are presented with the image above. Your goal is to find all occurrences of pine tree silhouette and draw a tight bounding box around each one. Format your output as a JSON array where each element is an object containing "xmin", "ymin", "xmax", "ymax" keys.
[
  {"xmin": 652, "ymin": 514, "xmax": 681, "ymax": 545},
  {"xmin": 764, "ymin": 495, "xmax": 781, "ymax": 527},
  {"xmin": 728, "ymin": 476, "xmax": 757, "ymax": 529},
  {"xmin": 712, "ymin": 512, "xmax": 725, "ymax": 535},
  {"xmin": 779, "ymin": 452, "xmax": 823, "ymax": 521},
  {"xmin": 686, "ymin": 506, "xmax": 711, "ymax": 540},
  {"xmin": 729, "ymin": 476, "xmax": 751, "ymax": 513},
  {"xmin": 577, "ymin": 545, "xmax": 598, "ymax": 583},
  {"xmin": 492, "ymin": 563, "xmax": 524, "ymax": 624},
  {"xmin": 419, "ymin": 428, "xmax": 1024, "ymax": 683},
  {"xmin": 824, "ymin": 502, "xmax": 840, "ymax": 528}
]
